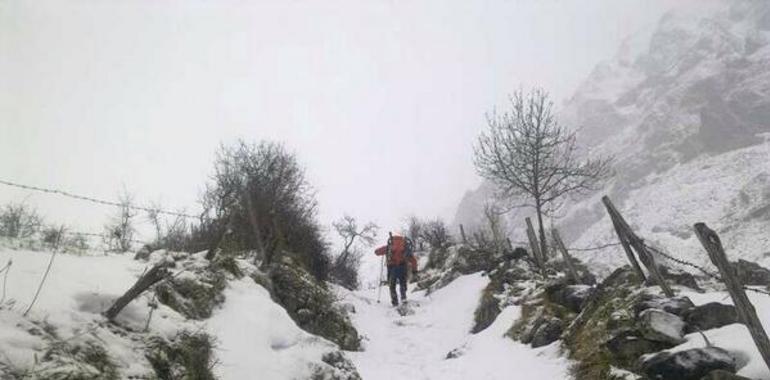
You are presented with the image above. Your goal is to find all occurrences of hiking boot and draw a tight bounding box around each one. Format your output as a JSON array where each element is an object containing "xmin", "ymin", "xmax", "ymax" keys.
[{"xmin": 391, "ymin": 299, "xmax": 398, "ymax": 307}]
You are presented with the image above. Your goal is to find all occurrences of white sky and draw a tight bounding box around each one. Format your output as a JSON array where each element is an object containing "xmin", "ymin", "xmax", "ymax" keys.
[{"xmin": 0, "ymin": 0, "xmax": 685, "ymax": 247}]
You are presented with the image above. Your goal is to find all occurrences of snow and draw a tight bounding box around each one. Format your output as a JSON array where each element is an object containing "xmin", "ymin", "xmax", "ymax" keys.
[
  {"xmin": 663, "ymin": 289, "xmax": 770, "ymax": 379},
  {"xmin": 347, "ymin": 272, "xmax": 570, "ymax": 380},
  {"xmin": 0, "ymin": 246, "xmax": 193, "ymax": 377},
  {"xmin": 207, "ymin": 275, "xmax": 337, "ymax": 380}
]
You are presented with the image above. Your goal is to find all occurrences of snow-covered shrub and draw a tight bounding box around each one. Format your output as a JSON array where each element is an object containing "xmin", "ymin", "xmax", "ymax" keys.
[
  {"xmin": 200, "ymin": 139, "xmax": 333, "ymax": 281},
  {"xmin": 145, "ymin": 331, "xmax": 217, "ymax": 380},
  {"xmin": 155, "ymin": 259, "xmax": 227, "ymax": 320},
  {"xmin": 268, "ymin": 257, "xmax": 361, "ymax": 351},
  {"xmin": 0, "ymin": 202, "xmax": 42, "ymax": 239}
]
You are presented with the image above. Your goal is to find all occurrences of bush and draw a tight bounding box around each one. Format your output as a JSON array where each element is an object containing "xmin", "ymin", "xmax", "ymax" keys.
[
  {"xmin": 330, "ymin": 250, "xmax": 362, "ymax": 290},
  {"xmin": 146, "ymin": 331, "xmax": 217, "ymax": 380},
  {"xmin": 0, "ymin": 202, "xmax": 42, "ymax": 239},
  {"xmin": 420, "ymin": 219, "xmax": 453, "ymax": 250},
  {"xmin": 200, "ymin": 140, "xmax": 332, "ymax": 280}
]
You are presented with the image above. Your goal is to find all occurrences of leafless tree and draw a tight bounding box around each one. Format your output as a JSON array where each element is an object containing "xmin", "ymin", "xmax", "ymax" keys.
[
  {"xmin": 404, "ymin": 216, "xmax": 424, "ymax": 250},
  {"xmin": 482, "ymin": 203, "xmax": 508, "ymax": 253},
  {"xmin": 333, "ymin": 215, "xmax": 378, "ymax": 264},
  {"xmin": 474, "ymin": 88, "xmax": 611, "ymax": 258},
  {"xmin": 201, "ymin": 140, "xmax": 330, "ymax": 278},
  {"xmin": 0, "ymin": 202, "xmax": 42, "ymax": 239},
  {"xmin": 420, "ymin": 219, "xmax": 452, "ymax": 250},
  {"xmin": 104, "ymin": 190, "xmax": 137, "ymax": 253}
]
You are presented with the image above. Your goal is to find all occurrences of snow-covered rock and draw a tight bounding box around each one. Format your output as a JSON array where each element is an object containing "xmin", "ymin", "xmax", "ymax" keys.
[
  {"xmin": 641, "ymin": 347, "xmax": 737, "ymax": 380},
  {"xmin": 637, "ymin": 309, "xmax": 686, "ymax": 345}
]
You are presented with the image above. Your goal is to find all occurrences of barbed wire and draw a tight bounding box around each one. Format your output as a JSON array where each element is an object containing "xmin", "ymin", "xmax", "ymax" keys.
[
  {"xmin": 0, "ymin": 179, "xmax": 200, "ymax": 219},
  {"xmin": 509, "ymin": 239, "xmax": 621, "ymax": 252},
  {"xmin": 642, "ymin": 242, "xmax": 722, "ymax": 281}
]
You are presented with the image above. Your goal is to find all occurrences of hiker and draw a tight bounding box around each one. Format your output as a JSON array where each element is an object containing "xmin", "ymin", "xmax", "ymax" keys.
[{"xmin": 374, "ymin": 233, "xmax": 417, "ymax": 306}]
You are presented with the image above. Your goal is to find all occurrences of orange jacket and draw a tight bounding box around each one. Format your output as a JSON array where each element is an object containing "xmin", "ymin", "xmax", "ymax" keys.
[{"xmin": 374, "ymin": 235, "xmax": 417, "ymax": 270}]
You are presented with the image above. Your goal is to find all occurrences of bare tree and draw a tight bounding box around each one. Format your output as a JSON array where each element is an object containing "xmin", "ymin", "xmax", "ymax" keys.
[
  {"xmin": 104, "ymin": 190, "xmax": 137, "ymax": 253},
  {"xmin": 482, "ymin": 203, "xmax": 508, "ymax": 253},
  {"xmin": 201, "ymin": 140, "xmax": 330, "ymax": 279},
  {"xmin": 474, "ymin": 88, "xmax": 611, "ymax": 258},
  {"xmin": 333, "ymin": 215, "xmax": 378, "ymax": 264},
  {"xmin": 420, "ymin": 219, "xmax": 452, "ymax": 250},
  {"xmin": 0, "ymin": 202, "xmax": 42, "ymax": 239},
  {"xmin": 404, "ymin": 216, "xmax": 424, "ymax": 250}
]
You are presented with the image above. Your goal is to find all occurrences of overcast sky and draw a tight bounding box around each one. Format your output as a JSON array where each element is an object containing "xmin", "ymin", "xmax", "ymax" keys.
[{"xmin": 0, "ymin": 0, "xmax": 687, "ymax": 247}]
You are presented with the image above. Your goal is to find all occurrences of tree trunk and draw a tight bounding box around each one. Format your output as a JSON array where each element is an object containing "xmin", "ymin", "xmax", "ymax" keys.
[
  {"xmin": 242, "ymin": 190, "xmax": 267, "ymax": 266},
  {"xmin": 535, "ymin": 202, "xmax": 548, "ymax": 263}
]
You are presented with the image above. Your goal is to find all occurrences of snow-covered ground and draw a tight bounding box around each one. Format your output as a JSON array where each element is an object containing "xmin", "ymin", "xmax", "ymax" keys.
[
  {"xmin": 346, "ymin": 272, "xmax": 571, "ymax": 380},
  {"xmin": 208, "ymin": 276, "xmax": 341, "ymax": 379},
  {"xmin": 0, "ymin": 246, "xmax": 192, "ymax": 377}
]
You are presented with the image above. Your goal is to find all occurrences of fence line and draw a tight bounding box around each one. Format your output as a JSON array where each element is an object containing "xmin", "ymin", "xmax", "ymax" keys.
[{"xmin": 0, "ymin": 178, "xmax": 200, "ymax": 219}]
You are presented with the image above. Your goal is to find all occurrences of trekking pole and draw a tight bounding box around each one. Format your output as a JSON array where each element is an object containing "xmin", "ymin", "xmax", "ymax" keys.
[{"xmin": 376, "ymin": 254, "xmax": 385, "ymax": 303}]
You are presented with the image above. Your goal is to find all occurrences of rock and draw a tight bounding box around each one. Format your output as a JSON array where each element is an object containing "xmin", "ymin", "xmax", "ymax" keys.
[
  {"xmin": 604, "ymin": 330, "xmax": 672, "ymax": 368},
  {"xmin": 637, "ymin": 309, "xmax": 686, "ymax": 345},
  {"xmin": 641, "ymin": 347, "xmax": 736, "ymax": 380},
  {"xmin": 545, "ymin": 282, "xmax": 595, "ymax": 313},
  {"xmin": 684, "ymin": 303, "xmax": 739, "ymax": 333},
  {"xmin": 660, "ymin": 266, "xmax": 702, "ymax": 291},
  {"xmin": 700, "ymin": 369, "xmax": 751, "ymax": 379},
  {"xmin": 269, "ymin": 262, "xmax": 361, "ymax": 350},
  {"xmin": 634, "ymin": 294, "xmax": 695, "ymax": 317},
  {"xmin": 314, "ymin": 351, "xmax": 362, "ymax": 380},
  {"xmin": 531, "ymin": 318, "xmax": 563, "ymax": 348},
  {"xmin": 471, "ymin": 288, "xmax": 501, "ymax": 334},
  {"xmin": 731, "ymin": 259, "xmax": 770, "ymax": 286}
]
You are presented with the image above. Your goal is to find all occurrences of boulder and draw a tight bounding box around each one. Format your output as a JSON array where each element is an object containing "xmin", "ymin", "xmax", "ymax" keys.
[
  {"xmin": 700, "ymin": 369, "xmax": 751, "ymax": 380},
  {"xmin": 604, "ymin": 329, "xmax": 672, "ymax": 368},
  {"xmin": 531, "ymin": 318, "xmax": 564, "ymax": 348},
  {"xmin": 731, "ymin": 259, "xmax": 770, "ymax": 286},
  {"xmin": 641, "ymin": 347, "xmax": 736, "ymax": 380},
  {"xmin": 633, "ymin": 294, "xmax": 695, "ymax": 317},
  {"xmin": 660, "ymin": 266, "xmax": 702, "ymax": 291},
  {"xmin": 637, "ymin": 309, "xmax": 686, "ymax": 345},
  {"xmin": 545, "ymin": 282, "xmax": 595, "ymax": 313},
  {"xmin": 684, "ymin": 303, "xmax": 739, "ymax": 333}
]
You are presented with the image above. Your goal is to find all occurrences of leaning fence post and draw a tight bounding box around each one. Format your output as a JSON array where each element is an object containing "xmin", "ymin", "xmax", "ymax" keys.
[
  {"xmin": 104, "ymin": 261, "xmax": 171, "ymax": 320},
  {"xmin": 602, "ymin": 196, "xmax": 673, "ymax": 297},
  {"xmin": 525, "ymin": 217, "xmax": 545, "ymax": 274},
  {"xmin": 552, "ymin": 228, "xmax": 581, "ymax": 284},
  {"xmin": 694, "ymin": 223, "xmax": 770, "ymax": 372}
]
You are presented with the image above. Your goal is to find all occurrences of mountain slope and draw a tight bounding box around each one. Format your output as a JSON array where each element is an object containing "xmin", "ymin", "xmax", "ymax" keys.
[{"xmin": 455, "ymin": 0, "xmax": 770, "ymax": 275}]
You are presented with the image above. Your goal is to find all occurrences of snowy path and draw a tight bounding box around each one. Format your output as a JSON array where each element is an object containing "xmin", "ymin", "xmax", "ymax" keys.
[{"xmin": 346, "ymin": 273, "xmax": 570, "ymax": 380}]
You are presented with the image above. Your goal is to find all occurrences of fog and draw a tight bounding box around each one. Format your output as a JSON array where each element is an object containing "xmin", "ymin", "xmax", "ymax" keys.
[{"xmin": 1, "ymin": 0, "xmax": 686, "ymax": 246}]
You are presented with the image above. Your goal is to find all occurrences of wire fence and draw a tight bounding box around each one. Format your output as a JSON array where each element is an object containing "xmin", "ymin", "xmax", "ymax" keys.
[{"xmin": 0, "ymin": 178, "xmax": 200, "ymax": 219}]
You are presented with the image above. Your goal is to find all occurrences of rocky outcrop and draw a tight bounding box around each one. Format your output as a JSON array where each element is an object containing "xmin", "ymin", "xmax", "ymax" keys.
[
  {"xmin": 641, "ymin": 347, "xmax": 737, "ymax": 380},
  {"xmin": 731, "ymin": 259, "xmax": 770, "ymax": 286},
  {"xmin": 683, "ymin": 303, "xmax": 739, "ymax": 333},
  {"xmin": 530, "ymin": 318, "xmax": 564, "ymax": 348},
  {"xmin": 268, "ymin": 258, "xmax": 361, "ymax": 351}
]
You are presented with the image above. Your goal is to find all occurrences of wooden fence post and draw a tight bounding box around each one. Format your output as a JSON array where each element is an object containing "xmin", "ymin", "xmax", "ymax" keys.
[
  {"xmin": 694, "ymin": 223, "xmax": 770, "ymax": 372},
  {"xmin": 525, "ymin": 217, "xmax": 545, "ymax": 274},
  {"xmin": 459, "ymin": 224, "xmax": 467, "ymax": 244},
  {"xmin": 104, "ymin": 262, "xmax": 171, "ymax": 320},
  {"xmin": 602, "ymin": 196, "xmax": 673, "ymax": 297},
  {"xmin": 552, "ymin": 228, "xmax": 581, "ymax": 284}
]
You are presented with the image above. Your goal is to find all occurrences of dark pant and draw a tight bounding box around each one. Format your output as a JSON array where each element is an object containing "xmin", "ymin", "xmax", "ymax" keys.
[{"xmin": 388, "ymin": 263, "xmax": 407, "ymax": 305}]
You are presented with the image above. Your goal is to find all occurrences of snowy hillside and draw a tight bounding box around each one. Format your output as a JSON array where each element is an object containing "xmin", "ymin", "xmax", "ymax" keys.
[
  {"xmin": 0, "ymin": 244, "xmax": 354, "ymax": 379},
  {"xmin": 455, "ymin": 0, "xmax": 770, "ymax": 275}
]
